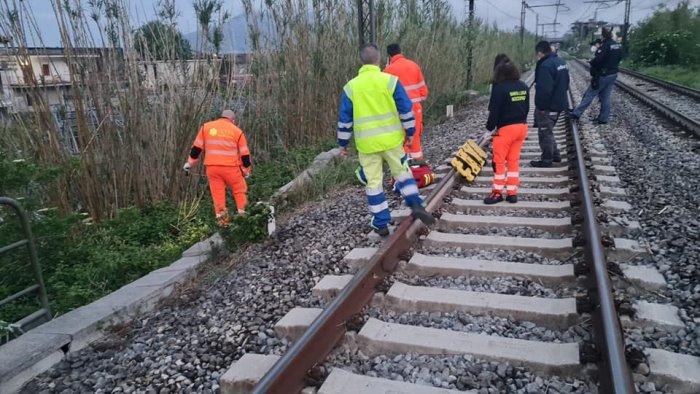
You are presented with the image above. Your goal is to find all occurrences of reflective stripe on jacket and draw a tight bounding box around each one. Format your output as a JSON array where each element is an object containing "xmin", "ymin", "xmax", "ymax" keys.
[
  {"xmin": 338, "ymin": 65, "xmax": 415, "ymax": 154},
  {"xmin": 385, "ymin": 54, "xmax": 429, "ymax": 105},
  {"xmin": 191, "ymin": 118, "xmax": 250, "ymax": 166}
]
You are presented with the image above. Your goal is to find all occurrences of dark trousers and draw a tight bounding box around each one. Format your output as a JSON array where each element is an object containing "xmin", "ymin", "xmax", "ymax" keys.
[{"xmin": 535, "ymin": 109, "xmax": 561, "ymax": 164}]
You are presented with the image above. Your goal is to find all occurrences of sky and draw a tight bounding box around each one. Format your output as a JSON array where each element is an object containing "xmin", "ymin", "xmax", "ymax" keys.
[{"xmin": 13, "ymin": 0, "xmax": 700, "ymax": 47}]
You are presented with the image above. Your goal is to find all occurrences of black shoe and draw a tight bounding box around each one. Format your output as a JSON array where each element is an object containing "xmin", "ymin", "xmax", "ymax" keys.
[
  {"xmin": 483, "ymin": 192, "xmax": 504, "ymax": 205},
  {"xmin": 530, "ymin": 160, "xmax": 553, "ymax": 168},
  {"xmin": 506, "ymin": 195, "xmax": 518, "ymax": 203},
  {"xmin": 553, "ymin": 157, "xmax": 562, "ymax": 163},
  {"xmin": 569, "ymin": 113, "xmax": 580, "ymax": 120},
  {"xmin": 595, "ymin": 119, "xmax": 608, "ymax": 125},
  {"xmin": 410, "ymin": 205, "xmax": 435, "ymax": 225},
  {"xmin": 373, "ymin": 226, "xmax": 390, "ymax": 236}
]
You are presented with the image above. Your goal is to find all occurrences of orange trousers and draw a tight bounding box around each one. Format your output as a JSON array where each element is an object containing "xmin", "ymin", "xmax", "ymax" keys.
[
  {"xmin": 491, "ymin": 123, "xmax": 528, "ymax": 196},
  {"xmin": 404, "ymin": 104, "xmax": 424, "ymax": 160},
  {"xmin": 206, "ymin": 165, "xmax": 248, "ymax": 222}
]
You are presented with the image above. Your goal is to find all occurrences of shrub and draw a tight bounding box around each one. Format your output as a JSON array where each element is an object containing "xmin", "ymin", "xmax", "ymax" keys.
[{"xmin": 628, "ymin": 2, "xmax": 700, "ymax": 67}]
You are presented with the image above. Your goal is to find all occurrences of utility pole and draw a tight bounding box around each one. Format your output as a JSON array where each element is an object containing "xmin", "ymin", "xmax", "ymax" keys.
[
  {"xmin": 520, "ymin": 0, "xmax": 527, "ymax": 45},
  {"xmin": 538, "ymin": 22, "xmax": 560, "ymax": 41},
  {"xmin": 466, "ymin": 0, "xmax": 475, "ymax": 90},
  {"xmin": 622, "ymin": 0, "xmax": 631, "ymax": 49},
  {"xmin": 535, "ymin": 12, "xmax": 539, "ymax": 40},
  {"xmin": 357, "ymin": 0, "xmax": 375, "ymax": 48},
  {"xmin": 529, "ymin": 0, "xmax": 568, "ymax": 39}
]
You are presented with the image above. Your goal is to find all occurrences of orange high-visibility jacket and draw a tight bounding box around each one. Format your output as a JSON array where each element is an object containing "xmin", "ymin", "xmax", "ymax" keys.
[
  {"xmin": 384, "ymin": 54, "xmax": 429, "ymax": 106},
  {"xmin": 190, "ymin": 118, "xmax": 250, "ymax": 167}
]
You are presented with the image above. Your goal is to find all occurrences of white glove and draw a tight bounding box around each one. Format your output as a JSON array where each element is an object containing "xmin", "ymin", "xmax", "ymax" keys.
[
  {"xmin": 183, "ymin": 162, "xmax": 192, "ymax": 173},
  {"xmin": 482, "ymin": 132, "xmax": 493, "ymax": 141}
]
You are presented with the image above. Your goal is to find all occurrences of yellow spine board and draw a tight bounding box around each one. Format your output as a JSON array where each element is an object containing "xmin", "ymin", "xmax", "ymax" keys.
[
  {"xmin": 451, "ymin": 157, "xmax": 476, "ymax": 181},
  {"xmin": 466, "ymin": 139, "xmax": 488, "ymax": 160},
  {"xmin": 460, "ymin": 144, "xmax": 486, "ymax": 168},
  {"xmin": 450, "ymin": 138, "xmax": 488, "ymax": 182},
  {"xmin": 456, "ymin": 149, "xmax": 481, "ymax": 174}
]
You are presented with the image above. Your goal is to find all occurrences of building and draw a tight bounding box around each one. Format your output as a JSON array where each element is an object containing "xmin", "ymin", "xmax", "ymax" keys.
[
  {"xmin": 595, "ymin": 24, "xmax": 624, "ymax": 41},
  {"xmin": 0, "ymin": 47, "xmax": 107, "ymax": 115}
]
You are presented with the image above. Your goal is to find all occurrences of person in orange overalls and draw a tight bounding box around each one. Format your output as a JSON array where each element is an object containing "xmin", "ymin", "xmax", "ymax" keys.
[
  {"xmin": 183, "ymin": 109, "xmax": 252, "ymax": 224},
  {"xmin": 484, "ymin": 58, "xmax": 529, "ymax": 204},
  {"xmin": 384, "ymin": 43, "xmax": 429, "ymax": 161}
]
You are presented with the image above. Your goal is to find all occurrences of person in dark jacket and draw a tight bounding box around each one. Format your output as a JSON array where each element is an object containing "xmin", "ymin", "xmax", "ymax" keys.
[
  {"xmin": 484, "ymin": 58, "xmax": 529, "ymax": 204},
  {"xmin": 531, "ymin": 40, "xmax": 569, "ymax": 168},
  {"xmin": 570, "ymin": 28, "xmax": 622, "ymax": 124}
]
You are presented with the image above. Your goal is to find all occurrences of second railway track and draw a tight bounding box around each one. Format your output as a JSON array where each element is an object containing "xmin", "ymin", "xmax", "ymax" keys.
[
  {"xmin": 218, "ymin": 81, "xmax": 699, "ymax": 394},
  {"xmin": 572, "ymin": 59, "xmax": 700, "ymax": 137}
]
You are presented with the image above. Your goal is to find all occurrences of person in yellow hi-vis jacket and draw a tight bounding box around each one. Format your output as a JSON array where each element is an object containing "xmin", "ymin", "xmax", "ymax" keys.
[{"xmin": 337, "ymin": 45, "xmax": 435, "ymax": 236}]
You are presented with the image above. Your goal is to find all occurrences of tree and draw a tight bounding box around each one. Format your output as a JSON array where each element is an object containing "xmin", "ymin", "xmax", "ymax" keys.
[
  {"xmin": 193, "ymin": 0, "xmax": 231, "ymax": 54},
  {"xmin": 133, "ymin": 21, "xmax": 192, "ymax": 60},
  {"xmin": 628, "ymin": 2, "xmax": 700, "ymax": 66}
]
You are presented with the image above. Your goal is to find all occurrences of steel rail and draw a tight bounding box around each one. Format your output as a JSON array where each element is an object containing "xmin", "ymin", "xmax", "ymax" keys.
[
  {"xmin": 566, "ymin": 91, "xmax": 636, "ymax": 393},
  {"xmin": 254, "ymin": 73, "xmax": 538, "ymax": 394},
  {"xmin": 573, "ymin": 59, "xmax": 700, "ymax": 137},
  {"xmin": 252, "ymin": 163, "xmax": 459, "ymax": 394},
  {"xmin": 618, "ymin": 66, "xmax": 700, "ymax": 101}
]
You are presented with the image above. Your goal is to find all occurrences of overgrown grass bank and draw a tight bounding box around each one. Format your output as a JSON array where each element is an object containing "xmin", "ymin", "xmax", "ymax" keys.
[
  {"xmin": 631, "ymin": 65, "xmax": 700, "ymax": 89},
  {"xmin": 0, "ymin": 140, "xmax": 337, "ymax": 331}
]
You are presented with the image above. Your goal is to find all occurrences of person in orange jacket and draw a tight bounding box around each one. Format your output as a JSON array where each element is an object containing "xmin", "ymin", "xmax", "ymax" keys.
[
  {"xmin": 384, "ymin": 43, "xmax": 429, "ymax": 161},
  {"xmin": 183, "ymin": 109, "xmax": 252, "ymax": 225}
]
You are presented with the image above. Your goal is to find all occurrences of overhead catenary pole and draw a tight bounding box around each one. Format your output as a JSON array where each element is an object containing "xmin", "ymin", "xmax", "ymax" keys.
[
  {"xmin": 520, "ymin": 0, "xmax": 527, "ymax": 45},
  {"xmin": 535, "ymin": 12, "xmax": 539, "ymax": 40},
  {"xmin": 357, "ymin": 0, "xmax": 376, "ymax": 48},
  {"xmin": 528, "ymin": 0, "xmax": 568, "ymax": 39},
  {"xmin": 466, "ymin": 0, "xmax": 475, "ymax": 90},
  {"xmin": 538, "ymin": 22, "xmax": 560, "ymax": 41},
  {"xmin": 622, "ymin": 0, "xmax": 631, "ymax": 49}
]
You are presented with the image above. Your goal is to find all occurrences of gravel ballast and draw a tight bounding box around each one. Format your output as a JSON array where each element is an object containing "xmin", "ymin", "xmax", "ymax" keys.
[
  {"xmin": 569, "ymin": 63, "xmax": 699, "ymax": 362},
  {"xmin": 22, "ymin": 98, "xmax": 488, "ymax": 393}
]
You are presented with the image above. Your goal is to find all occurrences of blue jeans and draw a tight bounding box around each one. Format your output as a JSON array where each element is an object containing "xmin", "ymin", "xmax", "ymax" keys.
[{"xmin": 572, "ymin": 73, "xmax": 617, "ymax": 122}]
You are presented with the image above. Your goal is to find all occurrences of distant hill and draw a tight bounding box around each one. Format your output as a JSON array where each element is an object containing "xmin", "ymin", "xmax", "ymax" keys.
[{"xmin": 184, "ymin": 12, "xmax": 274, "ymax": 54}]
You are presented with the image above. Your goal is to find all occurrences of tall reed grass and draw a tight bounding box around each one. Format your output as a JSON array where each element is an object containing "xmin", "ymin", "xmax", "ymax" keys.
[{"xmin": 0, "ymin": 0, "xmax": 536, "ymax": 221}]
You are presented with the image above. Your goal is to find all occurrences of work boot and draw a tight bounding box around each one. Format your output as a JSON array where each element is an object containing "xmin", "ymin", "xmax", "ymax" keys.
[
  {"xmin": 410, "ymin": 205, "xmax": 435, "ymax": 225},
  {"xmin": 530, "ymin": 160, "xmax": 553, "ymax": 168},
  {"xmin": 506, "ymin": 195, "xmax": 518, "ymax": 203},
  {"xmin": 484, "ymin": 191, "xmax": 504, "ymax": 205},
  {"xmin": 373, "ymin": 226, "xmax": 390, "ymax": 237}
]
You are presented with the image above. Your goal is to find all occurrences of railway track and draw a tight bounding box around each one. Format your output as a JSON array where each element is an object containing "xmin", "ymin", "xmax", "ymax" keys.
[
  {"xmin": 217, "ymin": 82, "xmax": 699, "ymax": 394},
  {"xmin": 572, "ymin": 59, "xmax": 700, "ymax": 137}
]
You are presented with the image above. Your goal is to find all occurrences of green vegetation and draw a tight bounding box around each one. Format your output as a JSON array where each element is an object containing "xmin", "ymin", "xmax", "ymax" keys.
[
  {"xmin": 0, "ymin": 0, "xmax": 540, "ymax": 338},
  {"xmin": 622, "ymin": 2, "xmax": 700, "ymax": 89},
  {"xmin": 634, "ymin": 65, "xmax": 700, "ymax": 90},
  {"xmin": 0, "ymin": 141, "xmax": 335, "ymax": 332},
  {"xmin": 627, "ymin": 2, "xmax": 699, "ymax": 68},
  {"xmin": 133, "ymin": 20, "xmax": 192, "ymax": 60}
]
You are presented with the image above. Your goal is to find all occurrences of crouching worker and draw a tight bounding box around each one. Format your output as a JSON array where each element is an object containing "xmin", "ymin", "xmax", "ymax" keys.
[
  {"xmin": 484, "ymin": 58, "xmax": 529, "ymax": 204},
  {"xmin": 183, "ymin": 109, "xmax": 251, "ymax": 225},
  {"xmin": 338, "ymin": 45, "xmax": 435, "ymax": 236}
]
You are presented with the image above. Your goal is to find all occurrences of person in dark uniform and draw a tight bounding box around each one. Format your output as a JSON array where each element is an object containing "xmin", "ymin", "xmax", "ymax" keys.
[
  {"xmin": 570, "ymin": 28, "xmax": 622, "ymax": 124},
  {"xmin": 531, "ymin": 41, "xmax": 569, "ymax": 168},
  {"xmin": 483, "ymin": 57, "xmax": 529, "ymax": 204}
]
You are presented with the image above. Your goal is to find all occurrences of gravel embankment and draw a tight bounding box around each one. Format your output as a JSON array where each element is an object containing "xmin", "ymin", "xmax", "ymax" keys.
[
  {"xmin": 569, "ymin": 64, "xmax": 699, "ymax": 393},
  {"xmin": 323, "ymin": 352, "xmax": 596, "ymax": 394},
  {"xmin": 615, "ymin": 70, "xmax": 700, "ymax": 126},
  {"xmin": 326, "ymin": 95, "xmax": 599, "ymax": 393},
  {"xmin": 23, "ymin": 99, "xmax": 486, "ymax": 394},
  {"xmin": 569, "ymin": 63, "xmax": 700, "ymax": 364}
]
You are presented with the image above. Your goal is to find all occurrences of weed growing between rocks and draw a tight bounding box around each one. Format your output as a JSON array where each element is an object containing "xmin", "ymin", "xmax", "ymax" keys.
[{"xmin": 219, "ymin": 203, "xmax": 272, "ymax": 247}]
